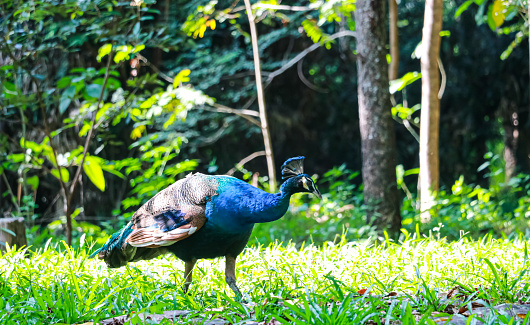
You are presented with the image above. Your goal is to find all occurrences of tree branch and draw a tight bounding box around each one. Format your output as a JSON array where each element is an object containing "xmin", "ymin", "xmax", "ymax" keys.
[
  {"xmin": 69, "ymin": 51, "xmax": 114, "ymax": 198},
  {"xmin": 1, "ymin": 173, "xmax": 20, "ymax": 214},
  {"xmin": 212, "ymin": 103, "xmax": 260, "ymax": 117},
  {"xmin": 136, "ymin": 53, "xmax": 174, "ymax": 83},
  {"xmin": 244, "ymin": 0, "xmax": 277, "ymax": 191},
  {"xmin": 137, "ymin": 53, "xmax": 261, "ymax": 124},
  {"xmin": 254, "ymin": 3, "xmax": 313, "ymax": 11},
  {"xmin": 266, "ymin": 30, "xmax": 357, "ymax": 83},
  {"xmin": 297, "ymin": 59, "xmax": 329, "ymax": 93},
  {"xmin": 226, "ymin": 151, "xmax": 266, "ymax": 175},
  {"xmin": 437, "ymin": 56, "xmax": 446, "ymax": 99},
  {"xmin": 220, "ymin": 70, "xmax": 270, "ymax": 80},
  {"xmin": 404, "ymin": 119, "xmax": 420, "ymax": 142},
  {"xmin": 389, "ymin": 0, "xmax": 399, "ymax": 81},
  {"xmin": 231, "ymin": 3, "xmax": 314, "ymax": 13},
  {"xmin": 200, "ymin": 104, "xmax": 261, "ymax": 127}
]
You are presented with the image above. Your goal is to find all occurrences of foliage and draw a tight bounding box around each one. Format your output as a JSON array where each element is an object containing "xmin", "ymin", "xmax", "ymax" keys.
[
  {"xmin": 0, "ymin": 0, "xmax": 221, "ymax": 241},
  {"xmin": 1, "ymin": 236, "xmax": 530, "ymax": 323},
  {"xmin": 455, "ymin": 0, "xmax": 528, "ymax": 60},
  {"xmin": 1, "ymin": 0, "xmax": 530, "ymax": 263},
  {"xmin": 12, "ymin": 153, "xmax": 530, "ymax": 249},
  {"xmin": 253, "ymin": 159, "xmax": 530, "ymax": 245}
]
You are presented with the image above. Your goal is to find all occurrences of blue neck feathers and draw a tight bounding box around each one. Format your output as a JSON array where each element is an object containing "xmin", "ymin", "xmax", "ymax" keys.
[
  {"xmin": 209, "ymin": 176, "xmax": 306, "ymax": 230},
  {"xmin": 247, "ymin": 177, "xmax": 301, "ymax": 224}
]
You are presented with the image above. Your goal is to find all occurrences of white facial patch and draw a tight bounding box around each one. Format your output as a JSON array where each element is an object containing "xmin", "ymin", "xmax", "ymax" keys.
[{"xmin": 302, "ymin": 177, "xmax": 310, "ymax": 191}]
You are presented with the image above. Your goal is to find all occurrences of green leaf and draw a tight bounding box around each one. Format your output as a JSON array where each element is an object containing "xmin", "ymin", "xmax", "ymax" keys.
[
  {"xmin": 106, "ymin": 77, "xmax": 121, "ymax": 89},
  {"xmin": 59, "ymin": 98, "xmax": 71, "ymax": 114},
  {"xmin": 173, "ymin": 69, "xmax": 191, "ymax": 88},
  {"xmin": 79, "ymin": 124, "xmax": 91, "ymax": 137},
  {"xmin": 396, "ymin": 165, "xmax": 404, "ymax": 186},
  {"xmin": 101, "ymin": 165, "xmax": 125, "ymax": 179},
  {"xmin": 486, "ymin": 3, "xmax": 498, "ymax": 31},
  {"xmin": 490, "ymin": 0, "xmax": 506, "ymax": 28},
  {"xmin": 7, "ymin": 153, "xmax": 25, "ymax": 163},
  {"xmin": 404, "ymin": 168, "xmax": 420, "ymax": 176},
  {"xmin": 26, "ymin": 176, "xmax": 39, "ymax": 190},
  {"xmin": 389, "ymin": 72, "xmax": 421, "ymax": 94},
  {"xmin": 3, "ymin": 81, "xmax": 17, "ymax": 96},
  {"xmin": 114, "ymin": 51, "xmax": 129, "ymax": 63},
  {"xmin": 86, "ymin": 84, "xmax": 102, "ymax": 99},
  {"xmin": 132, "ymin": 22, "xmax": 140, "ymax": 36},
  {"xmin": 455, "ymin": 0, "xmax": 474, "ymax": 18},
  {"xmin": 57, "ymin": 77, "xmax": 71, "ymax": 89},
  {"xmin": 20, "ymin": 138, "xmax": 43, "ymax": 153},
  {"xmin": 51, "ymin": 168, "xmax": 70, "ymax": 183},
  {"xmin": 63, "ymin": 85, "xmax": 76, "ymax": 99},
  {"xmin": 133, "ymin": 44, "xmax": 145, "ymax": 53},
  {"xmin": 0, "ymin": 228, "xmax": 16, "ymax": 237},
  {"xmin": 83, "ymin": 156, "xmax": 105, "ymax": 191},
  {"xmin": 130, "ymin": 125, "xmax": 145, "ymax": 139},
  {"xmin": 97, "ymin": 44, "xmax": 113, "ymax": 62}
]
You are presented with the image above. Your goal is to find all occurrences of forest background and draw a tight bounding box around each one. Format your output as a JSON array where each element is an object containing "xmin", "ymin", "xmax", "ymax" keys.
[{"xmin": 1, "ymin": 0, "xmax": 530, "ymax": 248}]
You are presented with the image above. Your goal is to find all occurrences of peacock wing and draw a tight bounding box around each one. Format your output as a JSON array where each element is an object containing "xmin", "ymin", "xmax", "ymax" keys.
[{"xmin": 125, "ymin": 173, "xmax": 218, "ymax": 248}]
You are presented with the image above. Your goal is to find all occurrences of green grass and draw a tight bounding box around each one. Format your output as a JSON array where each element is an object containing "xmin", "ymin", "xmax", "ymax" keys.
[{"xmin": 1, "ymin": 235, "xmax": 530, "ymax": 324}]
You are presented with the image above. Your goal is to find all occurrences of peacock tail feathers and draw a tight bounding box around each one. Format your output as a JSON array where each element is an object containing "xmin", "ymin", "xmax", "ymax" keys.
[{"xmin": 89, "ymin": 222, "xmax": 136, "ymax": 268}]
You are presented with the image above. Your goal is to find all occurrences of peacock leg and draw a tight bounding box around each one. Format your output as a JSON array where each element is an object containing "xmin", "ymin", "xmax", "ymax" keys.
[
  {"xmin": 183, "ymin": 259, "xmax": 197, "ymax": 292},
  {"xmin": 225, "ymin": 255, "xmax": 242, "ymax": 299}
]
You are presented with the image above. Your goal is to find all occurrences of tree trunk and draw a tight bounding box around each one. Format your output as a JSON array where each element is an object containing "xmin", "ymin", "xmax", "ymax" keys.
[
  {"xmin": 243, "ymin": 0, "xmax": 277, "ymax": 191},
  {"xmin": 0, "ymin": 217, "xmax": 27, "ymax": 252},
  {"xmin": 501, "ymin": 97, "xmax": 518, "ymax": 182},
  {"xmin": 355, "ymin": 0, "xmax": 401, "ymax": 234},
  {"xmin": 419, "ymin": 0, "xmax": 443, "ymax": 223},
  {"xmin": 389, "ymin": 0, "xmax": 399, "ymax": 81}
]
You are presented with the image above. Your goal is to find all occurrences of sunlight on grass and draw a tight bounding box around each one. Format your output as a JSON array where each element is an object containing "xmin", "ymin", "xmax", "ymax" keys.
[{"xmin": 0, "ymin": 235, "xmax": 529, "ymax": 324}]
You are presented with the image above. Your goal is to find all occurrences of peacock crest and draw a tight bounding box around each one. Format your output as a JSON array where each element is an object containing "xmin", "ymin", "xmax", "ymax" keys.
[{"xmin": 281, "ymin": 156, "xmax": 305, "ymax": 179}]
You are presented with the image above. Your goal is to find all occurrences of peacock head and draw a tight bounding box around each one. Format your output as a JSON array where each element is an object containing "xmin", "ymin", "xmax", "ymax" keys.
[{"xmin": 280, "ymin": 156, "xmax": 322, "ymax": 199}]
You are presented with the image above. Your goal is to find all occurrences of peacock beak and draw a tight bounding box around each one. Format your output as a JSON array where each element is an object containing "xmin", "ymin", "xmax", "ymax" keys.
[
  {"xmin": 312, "ymin": 185, "xmax": 322, "ymax": 200},
  {"xmin": 303, "ymin": 177, "xmax": 322, "ymax": 199}
]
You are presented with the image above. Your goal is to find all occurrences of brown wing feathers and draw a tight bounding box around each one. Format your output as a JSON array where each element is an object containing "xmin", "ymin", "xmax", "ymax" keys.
[
  {"xmin": 126, "ymin": 207, "xmax": 207, "ymax": 248},
  {"xmin": 123, "ymin": 174, "xmax": 217, "ymax": 249},
  {"xmin": 127, "ymin": 223, "xmax": 199, "ymax": 248}
]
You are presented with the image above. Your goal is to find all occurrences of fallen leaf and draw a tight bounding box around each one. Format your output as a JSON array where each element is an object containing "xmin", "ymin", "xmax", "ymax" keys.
[
  {"xmin": 458, "ymin": 302, "xmax": 485, "ymax": 314},
  {"xmin": 447, "ymin": 286, "xmax": 460, "ymax": 299}
]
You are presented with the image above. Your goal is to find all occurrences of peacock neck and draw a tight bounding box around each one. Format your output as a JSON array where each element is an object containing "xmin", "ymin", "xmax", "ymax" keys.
[{"xmin": 249, "ymin": 180, "xmax": 296, "ymax": 224}]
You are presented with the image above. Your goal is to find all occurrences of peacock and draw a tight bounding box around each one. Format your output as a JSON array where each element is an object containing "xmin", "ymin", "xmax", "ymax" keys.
[{"xmin": 90, "ymin": 156, "xmax": 321, "ymax": 296}]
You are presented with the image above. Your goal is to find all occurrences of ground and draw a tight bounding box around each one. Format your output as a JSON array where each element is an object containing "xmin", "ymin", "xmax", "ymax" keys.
[{"xmin": 0, "ymin": 235, "xmax": 529, "ymax": 324}]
